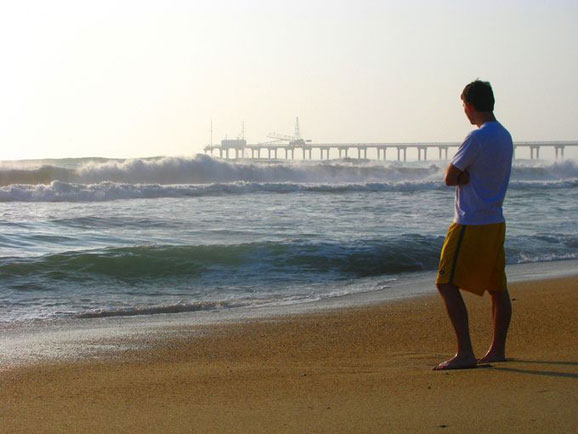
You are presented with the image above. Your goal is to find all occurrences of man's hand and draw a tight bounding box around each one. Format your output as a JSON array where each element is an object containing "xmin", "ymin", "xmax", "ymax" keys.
[
  {"xmin": 445, "ymin": 164, "xmax": 469, "ymax": 186},
  {"xmin": 457, "ymin": 170, "xmax": 470, "ymax": 185}
]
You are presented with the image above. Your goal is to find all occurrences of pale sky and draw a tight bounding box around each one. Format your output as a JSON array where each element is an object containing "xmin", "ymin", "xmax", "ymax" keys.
[{"xmin": 1, "ymin": 0, "xmax": 577, "ymax": 160}]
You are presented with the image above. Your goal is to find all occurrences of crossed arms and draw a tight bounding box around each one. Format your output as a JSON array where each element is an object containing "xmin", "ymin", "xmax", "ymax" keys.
[{"xmin": 444, "ymin": 164, "xmax": 470, "ymax": 186}]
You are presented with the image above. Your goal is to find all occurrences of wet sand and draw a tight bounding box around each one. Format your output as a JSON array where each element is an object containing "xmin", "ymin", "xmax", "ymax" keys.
[{"xmin": 1, "ymin": 276, "xmax": 577, "ymax": 433}]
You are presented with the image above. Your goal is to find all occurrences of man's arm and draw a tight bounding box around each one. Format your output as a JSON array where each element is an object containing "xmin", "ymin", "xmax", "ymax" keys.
[{"xmin": 444, "ymin": 164, "xmax": 469, "ymax": 186}]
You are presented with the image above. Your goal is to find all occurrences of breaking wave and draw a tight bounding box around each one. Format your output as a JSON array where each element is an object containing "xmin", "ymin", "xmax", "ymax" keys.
[
  {"xmin": 3, "ymin": 231, "xmax": 577, "ymax": 320},
  {"xmin": 1, "ymin": 155, "xmax": 441, "ymax": 186},
  {"xmin": 0, "ymin": 180, "xmax": 445, "ymax": 202},
  {"xmin": 0, "ymin": 236, "xmax": 444, "ymax": 284},
  {"xmin": 0, "ymin": 155, "xmax": 576, "ymax": 202}
]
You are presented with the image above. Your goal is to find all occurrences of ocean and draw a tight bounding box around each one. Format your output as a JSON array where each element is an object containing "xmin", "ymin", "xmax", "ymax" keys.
[{"xmin": 1, "ymin": 155, "xmax": 577, "ymax": 325}]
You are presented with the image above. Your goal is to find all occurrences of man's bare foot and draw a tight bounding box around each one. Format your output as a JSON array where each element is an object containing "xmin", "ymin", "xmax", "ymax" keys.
[
  {"xmin": 433, "ymin": 354, "xmax": 477, "ymax": 371},
  {"xmin": 478, "ymin": 351, "xmax": 506, "ymax": 364}
]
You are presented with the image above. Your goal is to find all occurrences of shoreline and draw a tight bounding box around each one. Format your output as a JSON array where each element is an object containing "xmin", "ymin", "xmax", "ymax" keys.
[
  {"xmin": 1, "ymin": 268, "xmax": 578, "ymax": 432},
  {"xmin": 1, "ymin": 258, "xmax": 578, "ymax": 370}
]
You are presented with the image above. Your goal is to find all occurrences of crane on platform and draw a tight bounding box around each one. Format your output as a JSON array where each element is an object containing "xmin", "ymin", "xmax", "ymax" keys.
[{"xmin": 267, "ymin": 117, "xmax": 311, "ymax": 147}]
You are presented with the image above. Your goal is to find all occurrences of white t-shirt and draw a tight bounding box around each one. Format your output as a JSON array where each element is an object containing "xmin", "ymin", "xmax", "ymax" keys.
[{"xmin": 451, "ymin": 121, "xmax": 513, "ymax": 225}]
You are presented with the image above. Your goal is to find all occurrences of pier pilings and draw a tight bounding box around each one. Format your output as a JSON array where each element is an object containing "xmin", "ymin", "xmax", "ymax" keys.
[{"xmin": 204, "ymin": 141, "xmax": 577, "ymax": 161}]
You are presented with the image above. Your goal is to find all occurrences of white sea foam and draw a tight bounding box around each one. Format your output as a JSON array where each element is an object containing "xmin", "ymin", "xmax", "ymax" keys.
[
  {"xmin": 0, "ymin": 178, "xmax": 575, "ymax": 202},
  {"xmin": 0, "ymin": 155, "xmax": 576, "ymax": 202},
  {"xmin": 76, "ymin": 155, "xmax": 445, "ymax": 184},
  {"xmin": 2, "ymin": 155, "xmax": 577, "ymax": 185},
  {"xmin": 0, "ymin": 180, "xmax": 447, "ymax": 202},
  {"xmin": 76, "ymin": 157, "xmax": 578, "ymax": 182}
]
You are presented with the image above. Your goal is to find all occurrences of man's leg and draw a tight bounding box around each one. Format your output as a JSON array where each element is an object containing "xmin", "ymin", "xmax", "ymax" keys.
[
  {"xmin": 478, "ymin": 289, "xmax": 511, "ymax": 363},
  {"xmin": 434, "ymin": 283, "xmax": 477, "ymax": 370}
]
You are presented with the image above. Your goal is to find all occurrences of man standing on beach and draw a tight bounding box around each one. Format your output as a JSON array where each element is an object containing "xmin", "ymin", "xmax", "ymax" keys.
[{"xmin": 434, "ymin": 80, "xmax": 513, "ymax": 370}]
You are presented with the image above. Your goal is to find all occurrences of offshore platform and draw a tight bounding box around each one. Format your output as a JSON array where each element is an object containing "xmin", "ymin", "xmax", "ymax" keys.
[{"xmin": 203, "ymin": 118, "xmax": 577, "ymax": 161}]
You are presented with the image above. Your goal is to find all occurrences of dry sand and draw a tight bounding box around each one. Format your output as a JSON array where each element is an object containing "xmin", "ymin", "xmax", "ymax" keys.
[{"xmin": 1, "ymin": 277, "xmax": 577, "ymax": 433}]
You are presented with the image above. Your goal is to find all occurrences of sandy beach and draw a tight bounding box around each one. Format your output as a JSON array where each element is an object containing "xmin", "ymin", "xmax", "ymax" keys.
[{"xmin": 1, "ymin": 276, "xmax": 577, "ymax": 433}]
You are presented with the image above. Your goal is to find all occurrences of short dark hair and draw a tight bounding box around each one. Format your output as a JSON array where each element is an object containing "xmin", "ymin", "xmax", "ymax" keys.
[{"xmin": 461, "ymin": 80, "xmax": 495, "ymax": 112}]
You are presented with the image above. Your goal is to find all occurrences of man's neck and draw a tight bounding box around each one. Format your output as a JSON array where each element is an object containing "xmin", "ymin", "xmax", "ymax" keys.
[{"xmin": 474, "ymin": 112, "xmax": 496, "ymax": 128}]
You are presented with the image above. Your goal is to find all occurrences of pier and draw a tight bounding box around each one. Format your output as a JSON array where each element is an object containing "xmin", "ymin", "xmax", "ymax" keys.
[{"xmin": 204, "ymin": 141, "xmax": 578, "ymax": 161}]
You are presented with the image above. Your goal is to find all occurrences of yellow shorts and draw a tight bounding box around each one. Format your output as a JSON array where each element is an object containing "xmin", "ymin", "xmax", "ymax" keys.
[{"xmin": 436, "ymin": 222, "xmax": 507, "ymax": 296}]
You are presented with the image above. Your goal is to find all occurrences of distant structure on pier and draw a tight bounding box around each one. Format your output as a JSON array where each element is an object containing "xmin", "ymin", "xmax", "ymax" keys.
[
  {"xmin": 204, "ymin": 119, "xmax": 578, "ymax": 161},
  {"xmin": 266, "ymin": 117, "xmax": 310, "ymax": 147}
]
